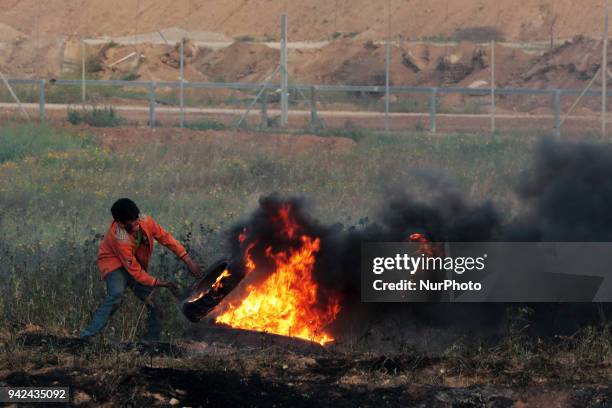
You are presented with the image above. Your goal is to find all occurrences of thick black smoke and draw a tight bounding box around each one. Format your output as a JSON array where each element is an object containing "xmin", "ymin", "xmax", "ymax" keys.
[
  {"xmin": 508, "ymin": 138, "xmax": 612, "ymax": 241},
  {"xmin": 220, "ymin": 138, "xmax": 612, "ymax": 342}
]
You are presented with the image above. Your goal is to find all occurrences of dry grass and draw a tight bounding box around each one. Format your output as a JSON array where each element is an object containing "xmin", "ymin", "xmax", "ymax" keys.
[{"xmin": 1, "ymin": 326, "xmax": 611, "ymax": 406}]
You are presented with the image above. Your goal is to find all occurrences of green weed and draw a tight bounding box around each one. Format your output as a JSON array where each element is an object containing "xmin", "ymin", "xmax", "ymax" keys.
[
  {"xmin": 184, "ymin": 120, "xmax": 227, "ymax": 131},
  {"xmin": 67, "ymin": 106, "xmax": 123, "ymax": 127}
]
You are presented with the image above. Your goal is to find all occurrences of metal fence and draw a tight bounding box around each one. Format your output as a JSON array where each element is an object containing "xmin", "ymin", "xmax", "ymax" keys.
[{"xmin": 3, "ymin": 78, "xmax": 612, "ymax": 137}]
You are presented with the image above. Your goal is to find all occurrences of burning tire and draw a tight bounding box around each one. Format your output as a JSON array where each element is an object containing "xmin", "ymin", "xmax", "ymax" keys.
[{"xmin": 181, "ymin": 258, "xmax": 241, "ymax": 322}]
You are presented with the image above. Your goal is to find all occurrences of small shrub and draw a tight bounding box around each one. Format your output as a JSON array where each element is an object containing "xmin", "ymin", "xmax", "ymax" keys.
[
  {"xmin": 234, "ymin": 35, "xmax": 255, "ymax": 43},
  {"xmin": 185, "ymin": 120, "xmax": 226, "ymax": 131},
  {"xmin": 418, "ymin": 34, "xmax": 454, "ymax": 43},
  {"xmin": 67, "ymin": 106, "xmax": 123, "ymax": 127},
  {"xmin": 454, "ymin": 26, "xmax": 504, "ymax": 43},
  {"xmin": 121, "ymin": 71, "xmax": 140, "ymax": 81},
  {"xmin": 67, "ymin": 109, "xmax": 82, "ymax": 125},
  {"xmin": 314, "ymin": 125, "xmax": 369, "ymax": 142}
]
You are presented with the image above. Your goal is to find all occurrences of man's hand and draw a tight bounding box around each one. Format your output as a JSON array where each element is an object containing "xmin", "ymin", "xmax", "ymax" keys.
[
  {"xmin": 182, "ymin": 254, "xmax": 202, "ymax": 279},
  {"xmin": 156, "ymin": 279, "xmax": 180, "ymax": 298}
]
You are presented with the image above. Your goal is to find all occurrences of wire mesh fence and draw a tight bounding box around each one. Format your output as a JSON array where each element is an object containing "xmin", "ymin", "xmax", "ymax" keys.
[
  {"xmin": 2, "ymin": 1, "xmax": 612, "ymax": 138},
  {"xmin": 2, "ymin": 78, "xmax": 612, "ymax": 138}
]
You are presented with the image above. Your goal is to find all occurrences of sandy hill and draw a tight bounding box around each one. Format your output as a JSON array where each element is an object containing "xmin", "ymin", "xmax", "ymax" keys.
[
  {"xmin": 0, "ymin": 0, "xmax": 611, "ymax": 42},
  {"xmin": 0, "ymin": 0, "xmax": 611, "ymax": 117}
]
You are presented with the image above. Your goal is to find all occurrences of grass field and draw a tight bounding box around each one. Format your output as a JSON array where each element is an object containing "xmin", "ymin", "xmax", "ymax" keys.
[
  {"xmin": 0, "ymin": 122, "xmax": 539, "ymax": 341},
  {"xmin": 3, "ymin": 123, "xmax": 612, "ymax": 405}
]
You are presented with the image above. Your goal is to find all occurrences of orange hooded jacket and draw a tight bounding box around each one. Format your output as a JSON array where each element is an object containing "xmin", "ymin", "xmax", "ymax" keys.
[{"xmin": 97, "ymin": 214, "xmax": 188, "ymax": 286}]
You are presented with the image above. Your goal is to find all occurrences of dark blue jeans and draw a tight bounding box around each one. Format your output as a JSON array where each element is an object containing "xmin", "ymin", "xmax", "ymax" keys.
[{"xmin": 80, "ymin": 268, "xmax": 161, "ymax": 341}]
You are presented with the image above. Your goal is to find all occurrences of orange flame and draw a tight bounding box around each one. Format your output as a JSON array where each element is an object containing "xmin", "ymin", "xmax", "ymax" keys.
[
  {"xmin": 215, "ymin": 206, "xmax": 340, "ymax": 345},
  {"xmin": 211, "ymin": 269, "xmax": 232, "ymax": 291},
  {"xmin": 276, "ymin": 204, "xmax": 298, "ymax": 239}
]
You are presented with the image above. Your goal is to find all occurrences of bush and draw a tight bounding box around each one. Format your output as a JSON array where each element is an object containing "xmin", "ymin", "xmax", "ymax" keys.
[
  {"xmin": 67, "ymin": 105, "xmax": 123, "ymax": 127},
  {"xmin": 418, "ymin": 34, "xmax": 454, "ymax": 43},
  {"xmin": 234, "ymin": 35, "xmax": 255, "ymax": 43},
  {"xmin": 454, "ymin": 26, "xmax": 504, "ymax": 43},
  {"xmin": 313, "ymin": 126, "xmax": 369, "ymax": 142},
  {"xmin": 184, "ymin": 120, "xmax": 227, "ymax": 131}
]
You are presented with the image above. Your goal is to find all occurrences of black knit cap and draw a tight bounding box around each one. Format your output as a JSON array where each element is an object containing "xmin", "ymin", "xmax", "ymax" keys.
[{"xmin": 110, "ymin": 198, "xmax": 140, "ymax": 223}]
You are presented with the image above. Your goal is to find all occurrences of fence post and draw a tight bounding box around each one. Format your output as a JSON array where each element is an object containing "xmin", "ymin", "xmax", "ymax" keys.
[
  {"xmin": 385, "ymin": 40, "xmax": 391, "ymax": 132},
  {"xmin": 38, "ymin": 79, "xmax": 45, "ymax": 121},
  {"xmin": 260, "ymin": 89, "xmax": 268, "ymax": 130},
  {"xmin": 179, "ymin": 37, "xmax": 185, "ymax": 128},
  {"xmin": 149, "ymin": 81, "xmax": 156, "ymax": 128},
  {"xmin": 81, "ymin": 39, "xmax": 86, "ymax": 103},
  {"xmin": 310, "ymin": 86, "xmax": 319, "ymax": 130},
  {"xmin": 280, "ymin": 13, "xmax": 289, "ymax": 127},
  {"xmin": 430, "ymin": 88, "xmax": 437, "ymax": 133},
  {"xmin": 553, "ymin": 89, "xmax": 561, "ymax": 139}
]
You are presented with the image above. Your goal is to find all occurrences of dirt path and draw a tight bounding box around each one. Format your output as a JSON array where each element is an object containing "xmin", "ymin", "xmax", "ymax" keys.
[{"xmin": 1, "ymin": 101, "xmax": 606, "ymax": 135}]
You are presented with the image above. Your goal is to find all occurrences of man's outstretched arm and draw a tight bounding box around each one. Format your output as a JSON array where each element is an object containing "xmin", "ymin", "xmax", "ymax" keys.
[{"xmin": 149, "ymin": 217, "xmax": 202, "ymax": 278}]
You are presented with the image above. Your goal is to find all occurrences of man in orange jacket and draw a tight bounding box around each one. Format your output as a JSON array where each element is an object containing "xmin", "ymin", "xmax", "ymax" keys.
[{"xmin": 80, "ymin": 198, "xmax": 201, "ymax": 341}]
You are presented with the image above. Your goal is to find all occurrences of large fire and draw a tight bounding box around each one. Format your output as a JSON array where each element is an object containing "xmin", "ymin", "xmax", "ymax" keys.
[{"xmin": 215, "ymin": 204, "xmax": 341, "ymax": 345}]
